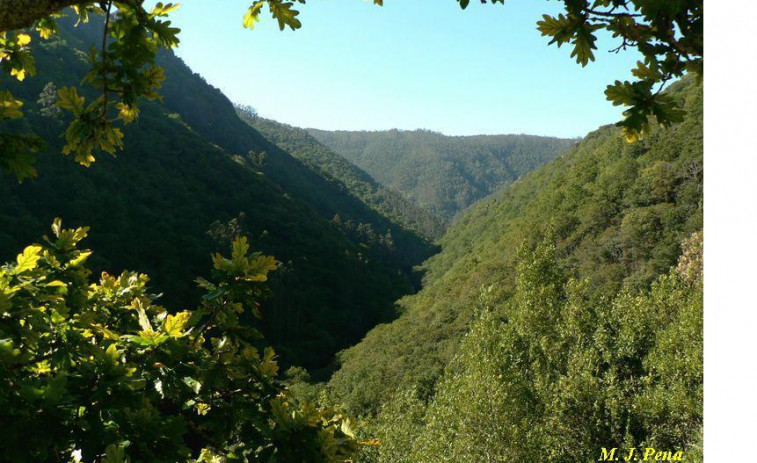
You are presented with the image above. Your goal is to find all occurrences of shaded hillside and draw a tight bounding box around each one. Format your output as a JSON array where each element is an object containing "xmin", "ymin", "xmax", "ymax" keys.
[
  {"xmin": 309, "ymin": 128, "xmax": 576, "ymax": 222},
  {"xmin": 328, "ymin": 78, "xmax": 703, "ymax": 414},
  {"xmin": 152, "ymin": 46, "xmax": 438, "ymax": 270},
  {"xmin": 236, "ymin": 111, "xmax": 445, "ymax": 241},
  {"xmin": 0, "ymin": 21, "xmax": 434, "ymax": 372}
]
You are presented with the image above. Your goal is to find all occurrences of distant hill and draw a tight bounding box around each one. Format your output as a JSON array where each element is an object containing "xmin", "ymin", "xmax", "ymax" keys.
[
  {"xmin": 236, "ymin": 112, "xmax": 445, "ymax": 241},
  {"xmin": 0, "ymin": 20, "xmax": 437, "ymax": 372},
  {"xmin": 328, "ymin": 77, "xmax": 703, "ymax": 415},
  {"xmin": 308, "ymin": 128, "xmax": 576, "ymax": 222}
]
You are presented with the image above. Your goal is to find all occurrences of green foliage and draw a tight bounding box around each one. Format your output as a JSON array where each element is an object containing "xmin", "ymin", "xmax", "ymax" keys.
[
  {"xmin": 0, "ymin": 22, "xmax": 433, "ymax": 372},
  {"xmin": 0, "ymin": 31, "xmax": 35, "ymax": 81},
  {"xmin": 1, "ymin": 2, "xmax": 181, "ymax": 179},
  {"xmin": 54, "ymin": 1, "xmax": 179, "ymax": 165},
  {"xmin": 605, "ymin": 80, "xmax": 685, "ymax": 143},
  {"xmin": 536, "ymin": 12, "xmax": 599, "ymax": 66},
  {"xmin": 0, "ymin": 32, "xmax": 44, "ymax": 179},
  {"xmin": 0, "ymin": 89, "xmax": 23, "ymax": 118},
  {"xmin": 534, "ymin": 0, "xmax": 702, "ymax": 141},
  {"xmin": 328, "ymin": 78, "xmax": 702, "ymax": 416},
  {"xmin": 372, "ymin": 233, "xmax": 702, "ymax": 462},
  {"xmin": 237, "ymin": 109, "xmax": 445, "ymax": 241},
  {"xmin": 0, "ymin": 220, "xmax": 359, "ymax": 462},
  {"xmin": 309, "ymin": 129, "xmax": 574, "ymax": 222}
]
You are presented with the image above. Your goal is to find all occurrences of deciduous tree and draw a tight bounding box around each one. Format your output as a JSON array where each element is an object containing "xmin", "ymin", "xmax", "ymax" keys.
[{"xmin": 0, "ymin": 219, "xmax": 360, "ymax": 462}]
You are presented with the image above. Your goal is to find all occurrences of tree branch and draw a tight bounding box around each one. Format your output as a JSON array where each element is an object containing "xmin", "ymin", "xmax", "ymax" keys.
[
  {"xmin": 100, "ymin": 0, "xmax": 112, "ymax": 120},
  {"xmin": 0, "ymin": 0, "xmax": 79, "ymax": 32},
  {"xmin": 585, "ymin": 7, "xmax": 642, "ymax": 18}
]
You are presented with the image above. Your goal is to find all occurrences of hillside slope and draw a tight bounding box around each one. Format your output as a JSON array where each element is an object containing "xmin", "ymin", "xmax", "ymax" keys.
[
  {"xmin": 0, "ymin": 21, "xmax": 434, "ymax": 371},
  {"xmin": 237, "ymin": 112, "xmax": 445, "ymax": 241},
  {"xmin": 373, "ymin": 232, "xmax": 702, "ymax": 463},
  {"xmin": 328, "ymin": 78, "xmax": 703, "ymax": 414},
  {"xmin": 309, "ymin": 128, "xmax": 576, "ymax": 222}
]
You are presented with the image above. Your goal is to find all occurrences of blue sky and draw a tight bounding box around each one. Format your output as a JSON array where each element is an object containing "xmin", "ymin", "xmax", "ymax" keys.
[{"xmin": 163, "ymin": 0, "xmax": 641, "ymax": 138}]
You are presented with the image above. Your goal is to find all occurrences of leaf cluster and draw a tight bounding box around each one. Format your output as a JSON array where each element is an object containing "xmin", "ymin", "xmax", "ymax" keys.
[
  {"xmin": 0, "ymin": 2, "xmax": 182, "ymax": 179},
  {"xmin": 0, "ymin": 219, "xmax": 359, "ymax": 462},
  {"xmin": 534, "ymin": 0, "xmax": 702, "ymax": 141}
]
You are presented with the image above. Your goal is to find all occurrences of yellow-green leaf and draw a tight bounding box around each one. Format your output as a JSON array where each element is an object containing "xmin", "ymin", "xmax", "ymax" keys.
[
  {"xmin": 116, "ymin": 102, "xmax": 140, "ymax": 124},
  {"xmin": 0, "ymin": 91, "xmax": 23, "ymax": 120},
  {"xmin": 68, "ymin": 251, "xmax": 92, "ymax": 267},
  {"xmin": 15, "ymin": 245, "xmax": 42, "ymax": 273},
  {"xmin": 32, "ymin": 359, "xmax": 52, "ymax": 375},
  {"xmin": 231, "ymin": 236, "xmax": 250, "ymax": 263},
  {"xmin": 16, "ymin": 33, "xmax": 31, "ymax": 46},
  {"xmin": 164, "ymin": 311, "xmax": 191, "ymax": 337},
  {"xmin": 136, "ymin": 305, "xmax": 153, "ymax": 333},
  {"xmin": 244, "ymin": 255, "xmax": 278, "ymax": 282},
  {"xmin": 268, "ymin": 1, "xmax": 302, "ymax": 31},
  {"xmin": 57, "ymin": 87, "xmax": 85, "ymax": 115},
  {"xmin": 243, "ymin": 2, "xmax": 264, "ymax": 29},
  {"xmin": 151, "ymin": 2, "xmax": 181, "ymax": 16},
  {"xmin": 10, "ymin": 67, "xmax": 26, "ymax": 81},
  {"xmin": 259, "ymin": 346, "xmax": 279, "ymax": 377},
  {"xmin": 105, "ymin": 343, "xmax": 120, "ymax": 363}
]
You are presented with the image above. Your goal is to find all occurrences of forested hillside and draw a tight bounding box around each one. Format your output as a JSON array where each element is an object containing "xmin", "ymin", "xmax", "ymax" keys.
[
  {"xmin": 309, "ymin": 128, "xmax": 576, "ymax": 222},
  {"xmin": 0, "ymin": 1, "xmax": 705, "ymax": 462},
  {"xmin": 328, "ymin": 77, "xmax": 703, "ymax": 420},
  {"xmin": 236, "ymin": 111, "xmax": 445, "ymax": 240},
  {"xmin": 370, "ymin": 233, "xmax": 702, "ymax": 462},
  {"xmin": 0, "ymin": 20, "xmax": 436, "ymax": 372}
]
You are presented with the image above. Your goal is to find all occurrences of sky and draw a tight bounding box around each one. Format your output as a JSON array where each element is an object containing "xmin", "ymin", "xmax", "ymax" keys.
[{"xmin": 161, "ymin": 0, "xmax": 641, "ymax": 138}]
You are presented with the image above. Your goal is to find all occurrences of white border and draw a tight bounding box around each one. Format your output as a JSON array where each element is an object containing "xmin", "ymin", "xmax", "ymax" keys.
[{"xmin": 705, "ymin": 0, "xmax": 757, "ymax": 459}]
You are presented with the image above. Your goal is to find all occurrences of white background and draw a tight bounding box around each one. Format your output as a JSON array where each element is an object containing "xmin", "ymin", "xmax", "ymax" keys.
[{"xmin": 705, "ymin": 0, "xmax": 757, "ymax": 459}]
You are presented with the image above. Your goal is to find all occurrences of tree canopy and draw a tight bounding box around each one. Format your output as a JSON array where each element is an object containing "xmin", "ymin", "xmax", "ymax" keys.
[
  {"xmin": 0, "ymin": 219, "xmax": 361, "ymax": 462},
  {"xmin": 371, "ymin": 232, "xmax": 702, "ymax": 462}
]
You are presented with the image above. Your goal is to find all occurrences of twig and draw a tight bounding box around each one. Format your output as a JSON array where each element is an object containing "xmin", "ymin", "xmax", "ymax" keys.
[
  {"xmin": 100, "ymin": 0, "xmax": 113, "ymax": 121},
  {"xmin": 585, "ymin": 7, "xmax": 642, "ymax": 18}
]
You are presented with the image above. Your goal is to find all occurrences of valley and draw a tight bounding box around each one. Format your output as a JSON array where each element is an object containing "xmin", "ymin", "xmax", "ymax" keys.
[
  {"xmin": 0, "ymin": 3, "xmax": 703, "ymax": 461},
  {"xmin": 309, "ymin": 128, "xmax": 576, "ymax": 223}
]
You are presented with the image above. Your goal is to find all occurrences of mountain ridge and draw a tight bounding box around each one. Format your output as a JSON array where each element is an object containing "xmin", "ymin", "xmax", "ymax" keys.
[
  {"xmin": 327, "ymin": 77, "xmax": 703, "ymax": 414},
  {"xmin": 309, "ymin": 127, "xmax": 577, "ymax": 222},
  {"xmin": 237, "ymin": 113, "xmax": 446, "ymax": 241},
  {"xmin": 0, "ymin": 19, "xmax": 436, "ymax": 372}
]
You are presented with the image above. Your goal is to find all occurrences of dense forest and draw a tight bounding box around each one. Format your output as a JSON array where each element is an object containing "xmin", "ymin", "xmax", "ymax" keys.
[
  {"xmin": 0, "ymin": 1, "xmax": 703, "ymax": 461},
  {"xmin": 309, "ymin": 128, "xmax": 576, "ymax": 222},
  {"xmin": 0, "ymin": 20, "xmax": 443, "ymax": 373},
  {"xmin": 325, "ymin": 77, "xmax": 702, "ymax": 461},
  {"xmin": 235, "ymin": 111, "xmax": 445, "ymax": 240}
]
